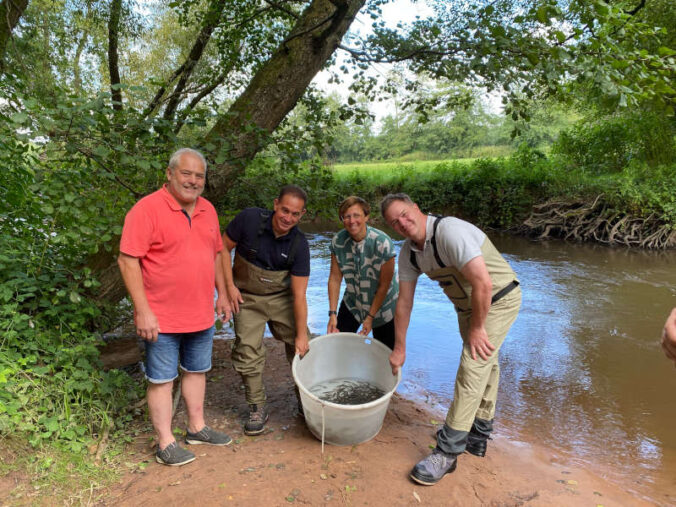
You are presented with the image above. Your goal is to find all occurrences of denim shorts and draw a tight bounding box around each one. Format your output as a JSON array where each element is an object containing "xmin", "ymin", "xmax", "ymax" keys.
[{"xmin": 144, "ymin": 326, "xmax": 214, "ymax": 384}]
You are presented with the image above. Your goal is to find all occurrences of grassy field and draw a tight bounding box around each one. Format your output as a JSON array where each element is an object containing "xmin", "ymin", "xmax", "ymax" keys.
[{"xmin": 331, "ymin": 157, "xmax": 476, "ymax": 175}]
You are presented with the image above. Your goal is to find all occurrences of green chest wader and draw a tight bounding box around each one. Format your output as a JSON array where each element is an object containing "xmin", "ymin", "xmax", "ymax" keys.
[
  {"xmin": 231, "ymin": 243, "xmax": 308, "ymax": 405},
  {"xmin": 410, "ymin": 217, "xmax": 521, "ymax": 444}
]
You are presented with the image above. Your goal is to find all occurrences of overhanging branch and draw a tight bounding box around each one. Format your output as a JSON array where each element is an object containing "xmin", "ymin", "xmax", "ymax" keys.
[{"xmin": 107, "ymin": 0, "xmax": 123, "ymax": 110}]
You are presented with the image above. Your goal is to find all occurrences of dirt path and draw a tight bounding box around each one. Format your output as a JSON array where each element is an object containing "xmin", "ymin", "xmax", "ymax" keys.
[{"xmin": 100, "ymin": 339, "xmax": 671, "ymax": 506}]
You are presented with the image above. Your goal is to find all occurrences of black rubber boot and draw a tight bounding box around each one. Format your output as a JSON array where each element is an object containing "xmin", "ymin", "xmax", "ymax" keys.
[{"xmin": 465, "ymin": 418, "xmax": 493, "ymax": 457}]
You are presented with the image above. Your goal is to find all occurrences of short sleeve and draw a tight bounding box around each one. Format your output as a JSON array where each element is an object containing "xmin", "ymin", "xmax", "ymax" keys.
[
  {"xmin": 211, "ymin": 211, "xmax": 223, "ymax": 253},
  {"xmin": 379, "ymin": 234, "xmax": 396, "ymax": 261},
  {"xmin": 119, "ymin": 201, "xmax": 153, "ymax": 258},
  {"xmin": 225, "ymin": 210, "xmax": 246, "ymax": 243},
  {"xmin": 290, "ymin": 232, "xmax": 311, "ymax": 277},
  {"xmin": 397, "ymin": 241, "xmax": 421, "ymax": 282}
]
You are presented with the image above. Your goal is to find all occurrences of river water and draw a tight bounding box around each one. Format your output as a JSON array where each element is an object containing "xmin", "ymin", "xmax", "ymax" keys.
[{"xmin": 302, "ymin": 228, "xmax": 676, "ymax": 502}]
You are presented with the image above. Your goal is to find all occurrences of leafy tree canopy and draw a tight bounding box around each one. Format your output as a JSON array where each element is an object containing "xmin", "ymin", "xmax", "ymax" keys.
[{"xmin": 339, "ymin": 0, "xmax": 675, "ymax": 121}]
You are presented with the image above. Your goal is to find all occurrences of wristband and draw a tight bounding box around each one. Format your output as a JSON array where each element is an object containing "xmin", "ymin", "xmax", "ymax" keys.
[
  {"xmin": 328, "ymin": 310, "xmax": 337, "ymax": 316},
  {"xmin": 366, "ymin": 312, "xmax": 375, "ymax": 319}
]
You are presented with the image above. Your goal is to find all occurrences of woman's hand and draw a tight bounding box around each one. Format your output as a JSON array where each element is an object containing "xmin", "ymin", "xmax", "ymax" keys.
[
  {"xmin": 359, "ymin": 315, "xmax": 373, "ymax": 336},
  {"xmin": 327, "ymin": 314, "xmax": 339, "ymax": 334}
]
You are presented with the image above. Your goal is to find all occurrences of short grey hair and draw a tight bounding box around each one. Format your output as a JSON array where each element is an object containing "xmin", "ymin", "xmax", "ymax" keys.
[
  {"xmin": 168, "ymin": 148, "xmax": 207, "ymax": 172},
  {"xmin": 380, "ymin": 193, "xmax": 414, "ymax": 217}
]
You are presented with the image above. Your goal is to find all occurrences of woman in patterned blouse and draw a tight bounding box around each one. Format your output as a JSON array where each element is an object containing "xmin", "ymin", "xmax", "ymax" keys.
[{"xmin": 327, "ymin": 196, "xmax": 399, "ymax": 349}]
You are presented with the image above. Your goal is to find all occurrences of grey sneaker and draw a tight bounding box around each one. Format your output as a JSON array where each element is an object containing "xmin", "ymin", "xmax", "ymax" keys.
[
  {"xmin": 156, "ymin": 441, "xmax": 196, "ymax": 466},
  {"xmin": 409, "ymin": 449, "xmax": 458, "ymax": 485},
  {"xmin": 244, "ymin": 404, "xmax": 269, "ymax": 435},
  {"xmin": 185, "ymin": 425, "xmax": 232, "ymax": 446}
]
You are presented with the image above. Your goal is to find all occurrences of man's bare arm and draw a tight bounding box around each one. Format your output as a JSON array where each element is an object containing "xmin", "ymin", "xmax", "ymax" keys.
[
  {"xmin": 390, "ymin": 279, "xmax": 417, "ymax": 374},
  {"xmin": 214, "ymin": 251, "xmax": 232, "ymax": 322},
  {"xmin": 221, "ymin": 233, "xmax": 243, "ymax": 313},
  {"xmin": 291, "ymin": 274, "xmax": 310, "ymax": 357},
  {"xmin": 117, "ymin": 253, "xmax": 160, "ymax": 342}
]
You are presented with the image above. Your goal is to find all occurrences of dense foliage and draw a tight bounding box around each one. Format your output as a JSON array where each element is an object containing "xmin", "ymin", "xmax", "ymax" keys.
[
  {"xmin": 553, "ymin": 110, "xmax": 676, "ymax": 173},
  {"xmin": 0, "ymin": 86, "xmax": 153, "ymax": 451}
]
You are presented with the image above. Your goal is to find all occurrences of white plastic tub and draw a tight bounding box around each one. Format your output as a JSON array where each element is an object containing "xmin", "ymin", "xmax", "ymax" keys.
[{"xmin": 292, "ymin": 332, "xmax": 401, "ymax": 446}]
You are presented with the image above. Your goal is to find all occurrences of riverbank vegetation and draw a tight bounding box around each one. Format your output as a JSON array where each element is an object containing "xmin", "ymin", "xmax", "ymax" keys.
[
  {"xmin": 230, "ymin": 107, "xmax": 676, "ymax": 248},
  {"xmin": 0, "ymin": 0, "xmax": 673, "ymax": 500}
]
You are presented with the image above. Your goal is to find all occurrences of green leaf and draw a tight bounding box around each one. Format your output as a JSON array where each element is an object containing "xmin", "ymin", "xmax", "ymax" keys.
[
  {"xmin": 93, "ymin": 145, "xmax": 109, "ymax": 157},
  {"xmin": 595, "ymin": 2, "xmax": 609, "ymax": 16},
  {"xmin": 11, "ymin": 112, "xmax": 28, "ymax": 124}
]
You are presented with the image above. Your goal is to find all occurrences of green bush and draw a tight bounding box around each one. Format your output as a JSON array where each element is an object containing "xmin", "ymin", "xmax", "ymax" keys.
[
  {"xmin": 0, "ymin": 90, "xmax": 161, "ymax": 451},
  {"xmin": 222, "ymin": 156, "xmax": 342, "ymax": 219},
  {"xmin": 552, "ymin": 111, "xmax": 676, "ymax": 173}
]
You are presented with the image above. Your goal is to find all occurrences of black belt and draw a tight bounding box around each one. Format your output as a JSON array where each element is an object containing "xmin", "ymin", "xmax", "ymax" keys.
[{"xmin": 491, "ymin": 280, "xmax": 519, "ymax": 304}]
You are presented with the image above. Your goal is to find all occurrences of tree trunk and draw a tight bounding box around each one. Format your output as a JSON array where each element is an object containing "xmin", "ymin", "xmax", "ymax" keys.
[
  {"xmin": 203, "ymin": 0, "xmax": 366, "ymax": 203},
  {"xmin": 108, "ymin": 0, "xmax": 123, "ymax": 110},
  {"xmin": 0, "ymin": 0, "xmax": 29, "ymax": 72}
]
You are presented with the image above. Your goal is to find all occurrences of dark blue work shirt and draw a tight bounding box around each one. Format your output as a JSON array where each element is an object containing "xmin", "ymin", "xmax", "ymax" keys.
[{"xmin": 225, "ymin": 207, "xmax": 310, "ymax": 277}]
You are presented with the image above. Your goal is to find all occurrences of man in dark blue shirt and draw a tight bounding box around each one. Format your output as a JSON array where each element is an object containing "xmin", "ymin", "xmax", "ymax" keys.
[{"xmin": 221, "ymin": 185, "xmax": 310, "ymax": 435}]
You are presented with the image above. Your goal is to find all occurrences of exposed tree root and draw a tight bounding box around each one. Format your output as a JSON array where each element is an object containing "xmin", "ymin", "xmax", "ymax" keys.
[{"xmin": 519, "ymin": 196, "xmax": 676, "ymax": 249}]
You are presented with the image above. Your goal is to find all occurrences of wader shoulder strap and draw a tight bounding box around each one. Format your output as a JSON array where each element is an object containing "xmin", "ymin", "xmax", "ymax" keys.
[
  {"xmin": 246, "ymin": 211, "xmax": 271, "ymax": 263},
  {"xmin": 409, "ymin": 215, "xmax": 446, "ymax": 271}
]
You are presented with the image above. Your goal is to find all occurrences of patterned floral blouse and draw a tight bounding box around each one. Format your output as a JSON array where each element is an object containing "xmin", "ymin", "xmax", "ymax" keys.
[{"xmin": 329, "ymin": 226, "xmax": 399, "ymax": 327}]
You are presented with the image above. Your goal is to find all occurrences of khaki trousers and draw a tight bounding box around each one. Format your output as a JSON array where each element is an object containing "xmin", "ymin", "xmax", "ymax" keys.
[
  {"xmin": 444, "ymin": 286, "xmax": 521, "ymax": 431},
  {"xmin": 231, "ymin": 289, "xmax": 297, "ymax": 405}
]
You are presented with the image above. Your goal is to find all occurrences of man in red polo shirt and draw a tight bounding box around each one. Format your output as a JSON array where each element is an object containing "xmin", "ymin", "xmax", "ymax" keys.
[{"xmin": 118, "ymin": 148, "xmax": 232, "ymax": 466}]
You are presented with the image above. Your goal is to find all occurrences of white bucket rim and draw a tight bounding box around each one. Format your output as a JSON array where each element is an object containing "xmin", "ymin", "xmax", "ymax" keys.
[{"xmin": 291, "ymin": 332, "xmax": 402, "ymax": 411}]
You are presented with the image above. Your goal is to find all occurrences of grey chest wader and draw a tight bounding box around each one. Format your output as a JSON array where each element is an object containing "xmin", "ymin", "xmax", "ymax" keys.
[
  {"xmin": 230, "ymin": 213, "xmax": 306, "ymax": 405},
  {"xmin": 410, "ymin": 216, "xmax": 521, "ymax": 451}
]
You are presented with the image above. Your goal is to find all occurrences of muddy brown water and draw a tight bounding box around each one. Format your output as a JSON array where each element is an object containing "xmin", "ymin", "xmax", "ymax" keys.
[{"xmin": 302, "ymin": 228, "xmax": 676, "ymax": 502}]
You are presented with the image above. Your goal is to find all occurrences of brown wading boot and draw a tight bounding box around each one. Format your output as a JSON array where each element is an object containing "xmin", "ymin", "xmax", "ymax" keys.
[
  {"xmin": 409, "ymin": 449, "xmax": 458, "ymax": 486},
  {"xmin": 244, "ymin": 404, "xmax": 269, "ymax": 435}
]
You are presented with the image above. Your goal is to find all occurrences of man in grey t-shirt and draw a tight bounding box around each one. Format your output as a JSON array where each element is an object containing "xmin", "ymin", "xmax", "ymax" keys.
[{"xmin": 381, "ymin": 193, "xmax": 521, "ymax": 486}]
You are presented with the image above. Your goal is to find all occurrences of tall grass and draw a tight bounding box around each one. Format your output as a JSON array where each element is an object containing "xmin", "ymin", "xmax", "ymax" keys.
[{"xmin": 333, "ymin": 158, "xmax": 476, "ymax": 175}]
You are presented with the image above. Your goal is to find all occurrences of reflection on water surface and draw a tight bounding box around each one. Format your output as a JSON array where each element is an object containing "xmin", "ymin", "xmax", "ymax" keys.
[{"xmin": 304, "ymin": 230, "xmax": 676, "ymax": 502}]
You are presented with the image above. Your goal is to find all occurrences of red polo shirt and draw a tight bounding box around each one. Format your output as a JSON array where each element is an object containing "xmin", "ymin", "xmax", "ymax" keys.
[{"xmin": 120, "ymin": 185, "xmax": 223, "ymax": 333}]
